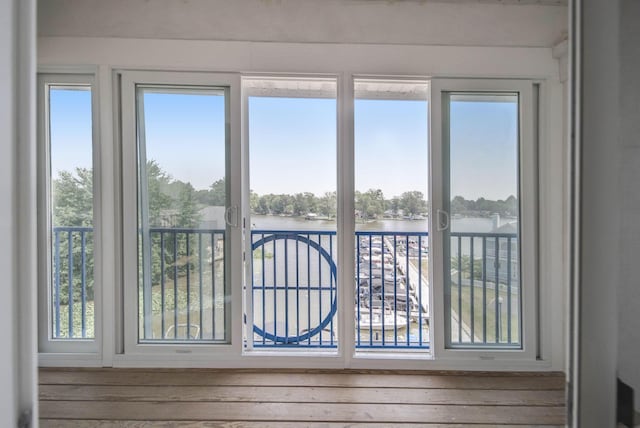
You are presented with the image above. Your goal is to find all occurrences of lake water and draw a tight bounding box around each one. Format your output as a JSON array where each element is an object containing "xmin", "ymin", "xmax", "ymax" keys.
[{"xmin": 251, "ymin": 214, "xmax": 501, "ymax": 233}]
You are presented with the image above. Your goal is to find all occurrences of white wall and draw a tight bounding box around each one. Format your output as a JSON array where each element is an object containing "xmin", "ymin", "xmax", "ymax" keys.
[
  {"xmin": 0, "ymin": 0, "xmax": 19, "ymax": 420},
  {"xmin": 0, "ymin": 0, "xmax": 38, "ymax": 426},
  {"xmin": 578, "ymin": 0, "xmax": 640, "ymax": 423},
  {"xmin": 38, "ymin": 0, "xmax": 567, "ymax": 47},
  {"xmin": 577, "ymin": 0, "xmax": 621, "ymax": 425},
  {"xmin": 618, "ymin": 0, "xmax": 640, "ymax": 412}
]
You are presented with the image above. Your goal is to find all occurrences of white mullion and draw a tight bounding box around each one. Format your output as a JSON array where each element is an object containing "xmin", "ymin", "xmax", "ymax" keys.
[
  {"xmin": 241, "ymin": 79, "xmax": 254, "ymax": 352},
  {"xmin": 99, "ymin": 65, "xmax": 116, "ymax": 366},
  {"xmin": 135, "ymin": 86, "xmax": 153, "ymax": 341},
  {"xmin": 120, "ymin": 73, "xmax": 139, "ymax": 355},
  {"xmin": 518, "ymin": 82, "xmax": 538, "ymax": 360},
  {"xmin": 90, "ymin": 68, "xmax": 104, "ymax": 362},
  {"xmin": 429, "ymin": 79, "xmax": 446, "ymax": 359},
  {"xmin": 228, "ymin": 75, "xmax": 244, "ymax": 356},
  {"xmin": 36, "ymin": 75, "xmax": 52, "ymax": 354},
  {"xmin": 338, "ymin": 72, "xmax": 356, "ymax": 365}
]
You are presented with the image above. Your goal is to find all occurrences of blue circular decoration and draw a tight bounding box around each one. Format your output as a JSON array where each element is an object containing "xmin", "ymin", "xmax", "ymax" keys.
[{"xmin": 251, "ymin": 232, "xmax": 337, "ymax": 344}]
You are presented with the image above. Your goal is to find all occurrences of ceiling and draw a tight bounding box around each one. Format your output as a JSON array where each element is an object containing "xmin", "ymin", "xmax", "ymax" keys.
[{"xmin": 39, "ymin": 0, "xmax": 568, "ymax": 48}]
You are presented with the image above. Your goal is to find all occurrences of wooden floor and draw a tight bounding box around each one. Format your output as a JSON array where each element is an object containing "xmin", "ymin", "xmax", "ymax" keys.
[{"xmin": 39, "ymin": 368, "xmax": 566, "ymax": 427}]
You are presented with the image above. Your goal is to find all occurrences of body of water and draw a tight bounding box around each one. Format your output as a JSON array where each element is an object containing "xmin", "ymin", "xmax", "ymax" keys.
[{"xmin": 251, "ymin": 214, "xmax": 504, "ymax": 233}]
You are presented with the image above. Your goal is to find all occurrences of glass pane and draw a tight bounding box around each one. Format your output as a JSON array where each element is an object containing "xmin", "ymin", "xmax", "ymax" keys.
[
  {"xmin": 248, "ymin": 78, "xmax": 338, "ymax": 348},
  {"xmin": 446, "ymin": 92, "xmax": 521, "ymax": 348},
  {"xmin": 49, "ymin": 85, "xmax": 94, "ymax": 339},
  {"xmin": 136, "ymin": 87, "xmax": 229, "ymax": 343},
  {"xmin": 354, "ymin": 79, "xmax": 430, "ymax": 349}
]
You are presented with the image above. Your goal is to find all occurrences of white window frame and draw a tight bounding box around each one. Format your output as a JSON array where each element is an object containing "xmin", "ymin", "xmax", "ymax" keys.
[
  {"xmin": 36, "ymin": 69, "xmax": 544, "ymax": 369},
  {"xmin": 241, "ymin": 74, "xmax": 344, "ymax": 359},
  {"xmin": 119, "ymin": 70, "xmax": 243, "ymax": 359},
  {"xmin": 37, "ymin": 71, "xmax": 102, "ymax": 355},
  {"xmin": 430, "ymin": 78, "xmax": 538, "ymax": 361},
  {"xmin": 349, "ymin": 75, "xmax": 434, "ymax": 360}
]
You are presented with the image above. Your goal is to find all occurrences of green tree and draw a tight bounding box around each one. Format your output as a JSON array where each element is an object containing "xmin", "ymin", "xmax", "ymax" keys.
[
  {"xmin": 449, "ymin": 195, "xmax": 518, "ymax": 217},
  {"xmin": 292, "ymin": 192, "xmax": 318, "ymax": 216},
  {"xmin": 52, "ymin": 168, "xmax": 93, "ymax": 227},
  {"xmin": 399, "ymin": 191, "xmax": 427, "ymax": 216},
  {"xmin": 450, "ymin": 195, "xmax": 469, "ymax": 215},
  {"xmin": 249, "ymin": 190, "xmax": 260, "ymax": 213},
  {"xmin": 451, "ymin": 255, "xmax": 483, "ymax": 280},
  {"xmin": 271, "ymin": 194, "xmax": 291, "ymax": 215},
  {"xmin": 174, "ymin": 182, "xmax": 201, "ymax": 228},
  {"xmin": 503, "ymin": 195, "xmax": 518, "ymax": 216},
  {"xmin": 318, "ymin": 191, "xmax": 337, "ymax": 218},
  {"xmin": 207, "ymin": 178, "xmax": 226, "ymax": 206},
  {"xmin": 356, "ymin": 189, "xmax": 385, "ymax": 220},
  {"xmin": 145, "ymin": 160, "xmax": 173, "ymax": 226},
  {"xmin": 254, "ymin": 194, "xmax": 271, "ymax": 215},
  {"xmin": 386, "ymin": 197, "xmax": 400, "ymax": 216},
  {"xmin": 51, "ymin": 168, "xmax": 95, "ymax": 309}
]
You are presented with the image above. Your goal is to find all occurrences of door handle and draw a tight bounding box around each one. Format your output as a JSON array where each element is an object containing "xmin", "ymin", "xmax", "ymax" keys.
[
  {"xmin": 436, "ymin": 209, "xmax": 449, "ymax": 231},
  {"xmin": 225, "ymin": 206, "xmax": 238, "ymax": 228}
]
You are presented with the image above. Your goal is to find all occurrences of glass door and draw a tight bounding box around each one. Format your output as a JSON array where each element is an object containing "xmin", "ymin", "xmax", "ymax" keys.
[
  {"xmin": 122, "ymin": 71, "xmax": 241, "ymax": 355},
  {"xmin": 244, "ymin": 77, "xmax": 338, "ymax": 351},
  {"xmin": 431, "ymin": 79, "xmax": 536, "ymax": 357},
  {"xmin": 353, "ymin": 78, "xmax": 431, "ymax": 351}
]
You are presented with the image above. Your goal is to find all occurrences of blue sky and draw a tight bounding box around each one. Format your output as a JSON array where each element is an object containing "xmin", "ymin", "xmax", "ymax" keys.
[
  {"xmin": 249, "ymin": 97, "xmax": 337, "ymax": 196},
  {"xmin": 450, "ymin": 96, "xmax": 518, "ymax": 200},
  {"xmin": 142, "ymin": 91, "xmax": 225, "ymax": 188},
  {"xmin": 354, "ymin": 99, "xmax": 429, "ymax": 198},
  {"xmin": 50, "ymin": 88, "xmax": 93, "ymax": 175},
  {"xmin": 50, "ymin": 88, "xmax": 518, "ymax": 201}
]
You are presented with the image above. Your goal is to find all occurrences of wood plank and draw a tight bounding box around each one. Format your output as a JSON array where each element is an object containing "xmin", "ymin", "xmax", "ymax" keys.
[
  {"xmin": 40, "ymin": 421, "xmax": 564, "ymax": 428},
  {"xmin": 38, "ymin": 369, "xmax": 565, "ymax": 390},
  {"xmin": 39, "ymin": 384, "xmax": 565, "ymax": 406},
  {"xmin": 39, "ymin": 401, "xmax": 566, "ymax": 424},
  {"xmin": 39, "ymin": 368, "xmax": 564, "ymax": 377}
]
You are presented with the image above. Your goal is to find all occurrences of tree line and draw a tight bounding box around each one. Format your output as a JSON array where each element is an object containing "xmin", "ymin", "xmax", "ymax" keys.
[
  {"xmin": 450, "ymin": 195, "xmax": 518, "ymax": 217},
  {"xmin": 53, "ymin": 163, "xmax": 518, "ymax": 229},
  {"xmin": 247, "ymin": 189, "xmax": 430, "ymax": 220}
]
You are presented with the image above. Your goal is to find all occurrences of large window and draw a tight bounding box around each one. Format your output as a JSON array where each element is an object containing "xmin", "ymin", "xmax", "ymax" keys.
[
  {"xmin": 38, "ymin": 71, "xmax": 538, "ymax": 364},
  {"xmin": 245, "ymin": 77, "xmax": 338, "ymax": 349},
  {"xmin": 445, "ymin": 92, "xmax": 521, "ymax": 347},
  {"xmin": 431, "ymin": 79, "xmax": 537, "ymax": 358},
  {"xmin": 354, "ymin": 79, "xmax": 430, "ymax": 350},
  {"xmin": 120, "ymin": 71, "xmax": 242, "ymax": 355},
  {"xmin": 135, "ymin": 86, "xmax": 229, "ymax": 343},
  {"xmin": 38, "ymin": 74, "xmax": 98, "ymax": 353}
]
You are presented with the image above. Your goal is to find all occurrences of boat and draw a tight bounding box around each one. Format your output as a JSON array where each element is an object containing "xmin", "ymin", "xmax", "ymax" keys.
[{"xmin": 356, "ymin": 307, "xmax": 413, "ymax": 331}]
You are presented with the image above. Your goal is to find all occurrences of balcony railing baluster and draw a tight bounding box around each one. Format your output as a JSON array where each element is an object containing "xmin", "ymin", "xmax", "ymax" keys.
[
  {"xmin": 186, "ymin": 233, "xmax": 191, "ymax": 339},
  {"xmin": 483, "ymin": 236, "xmax": 488, "ymax": 343},
  {"xmin": 54, "ymin": 230, "xmax": 61, "ymax": 338},
  {"xmin": 470, "ymin": 236, "xmax": 475, "ymax": 343},
  {"xmin": 67, "ymin": 229, "xmax": 73, "ymax": 338},
  {"xmin": 50, "ymin": 226, "xmax": 519, "ymax": 348},
  {"xmin": 160, "ymin": 231, "xmax": 165, "ymax": 338},
  {"xmin": 457, "ymin": 235, "xmax": 462, "ymax": 343},
  {"xmin": 507, "ymin": 237, "xmax": 512, "ymax": 343},
  {"xmin": 198, "ymin": 233, "xmax": 203, "ymax": 340},
  {"xmin": 51, "ymin": 226, "xmax": 93, "ymax": 339}
]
